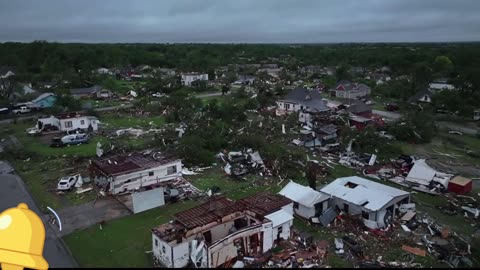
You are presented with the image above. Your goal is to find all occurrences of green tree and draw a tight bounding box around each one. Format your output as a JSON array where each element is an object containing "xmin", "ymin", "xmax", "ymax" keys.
[
  {"xmin": 433, "ymin": 55, "xmax": 453, "ymax": 76},
  {"xmin": 177, "ymin": 135, "xmax": 215, "ymax": 166},
  {"xmin": 335, "ymin": 65, "xmax": 351, "ymax": 82}
]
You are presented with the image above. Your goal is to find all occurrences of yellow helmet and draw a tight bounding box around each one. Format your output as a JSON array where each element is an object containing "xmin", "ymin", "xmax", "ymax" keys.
[{"xmin": 0, "ymin": 203, "xmax": 49, "ymax": 270}]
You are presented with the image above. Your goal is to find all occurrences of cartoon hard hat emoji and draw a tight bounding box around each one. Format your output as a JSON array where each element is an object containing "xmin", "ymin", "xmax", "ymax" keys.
[{"xmin": 0, "ymin": 203, "xmax": 49, "ymax": 270}]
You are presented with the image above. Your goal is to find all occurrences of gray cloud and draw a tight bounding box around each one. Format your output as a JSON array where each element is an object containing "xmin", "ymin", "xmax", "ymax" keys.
[{"xmin": 0, "ymin": 0, "xmax": 479, "ymax": 43}]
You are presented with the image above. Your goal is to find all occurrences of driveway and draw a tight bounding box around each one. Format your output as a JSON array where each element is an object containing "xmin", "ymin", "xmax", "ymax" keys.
[
  {"xmin": 0, "ymin": 161, "xmax": 78, "ymax": 268},
  {"xmin": 55, "ymin": 197, "xmax": 132, "ymax": 237}
]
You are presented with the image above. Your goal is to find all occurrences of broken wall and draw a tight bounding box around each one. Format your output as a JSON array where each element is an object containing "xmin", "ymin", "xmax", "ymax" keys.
[{"xmin": 210, "ymin": 220, "xmax": 235, "ymax": 243}]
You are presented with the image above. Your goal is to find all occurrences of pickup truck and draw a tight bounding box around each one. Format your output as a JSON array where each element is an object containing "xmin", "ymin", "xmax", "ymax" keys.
[{"xmin": 12, "ymin": 106, "xmax": 31, "ymax": 114}]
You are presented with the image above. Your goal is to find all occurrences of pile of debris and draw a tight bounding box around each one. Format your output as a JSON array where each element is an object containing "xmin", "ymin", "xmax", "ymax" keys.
[
  {"xmin": 214, "ymin": 231, "xmax": 329, "ymax": 268},
  {"xmin": 217, "ymin": 149, "xmax": 270, "ymax": 178}
]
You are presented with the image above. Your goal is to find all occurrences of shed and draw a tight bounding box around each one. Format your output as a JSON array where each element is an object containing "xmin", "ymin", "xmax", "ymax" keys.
[
  {"xmin": 278, "ymin": 181, "xmax": 329, "ymax": 219},
  {"xmin": 448, "ymin": 176, "xmax": 472, "ymax": 195}
]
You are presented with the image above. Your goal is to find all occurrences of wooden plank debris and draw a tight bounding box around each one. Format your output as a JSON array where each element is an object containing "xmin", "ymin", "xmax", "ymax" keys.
[{"xmin": 402, "ymin": 245, "xmax": 426, "ymax": 257}]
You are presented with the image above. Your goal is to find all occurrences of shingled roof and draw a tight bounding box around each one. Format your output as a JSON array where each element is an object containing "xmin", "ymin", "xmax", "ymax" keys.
[
  {"xmin": 280, "ymin": 88, "xmax": 329, "ymax": 112},
  {"xmin": 408, "ymin": 89, "xmax": 434, "ymax": 103}
]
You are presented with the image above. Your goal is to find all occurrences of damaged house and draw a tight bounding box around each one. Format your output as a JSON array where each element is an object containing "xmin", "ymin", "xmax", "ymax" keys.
[
  {"xmin": 218, "ymin": 150, "xmax": 266, "ymax": 177},
  {"xmin": 275, "ymin": 88, "xmax": 330, "ymax": 124},
  {"xmin": 320, "ymin": 176, "xmax": 411, "ymax": 229},
  {"xmin": 37, "ymin": 113, "xmax": 100, "ymax": 132},
  {"xmin": 90, "ymin": 152, "xmax": 183, "ymax": 194},
  {"xmin": 405, "ymin": 159, "xmax": 453, "ymax": 192},
  {"xmin": 151, "ymin": 192, "xmax": 293, "ymax": 268},
  {"xmin": 329, "ymin": 81, "xmax": 371, "ymax": 99},
  {"xmin": 279, "ymin": 181, "xmax": 330, "ymax": 219}
]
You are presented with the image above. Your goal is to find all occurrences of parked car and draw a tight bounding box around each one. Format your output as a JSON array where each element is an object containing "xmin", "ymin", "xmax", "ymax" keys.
[
  {"xmin": 50, "ymin": 133, "xmax": 89, "ymax": 147},
  {"xmin": 57, "ymin": 175, "xmax": 80, "ymax": 191},
  {"xmin": 152, "ymin": 92, "xmax": 166, "ymax": 98},
  {"xmin": 12, "ymin": 106, "xmax": 31, "ymax": 114}
]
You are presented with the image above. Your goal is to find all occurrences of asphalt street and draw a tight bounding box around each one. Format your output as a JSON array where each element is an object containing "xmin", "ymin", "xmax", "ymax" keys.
[{"xmin": 0, "ymin": 161, "xmax": 78, "ymax": 268}]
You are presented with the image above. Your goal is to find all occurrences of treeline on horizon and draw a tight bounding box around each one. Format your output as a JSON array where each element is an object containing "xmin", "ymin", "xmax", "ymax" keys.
[{"xmin": 1, "ymin": 41, "xmax": 480, "ymax": 81}]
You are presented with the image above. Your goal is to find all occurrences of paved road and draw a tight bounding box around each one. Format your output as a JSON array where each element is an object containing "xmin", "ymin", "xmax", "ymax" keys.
[
  {"xmin": 195, "ymin": 91, "xmax": 225, "ymax": 98},
  {"xmin": 0, "ymin": 161, "xmax": 78, "ymax": 268},
  {"xmin": 0, "ymin": 91, "xmax": 225, "ymax": 125},
  {"xmin": 0, "ymin": 104, "xmax": 135, "ymax": 125},
  {"xmin": 56, "ymin": 197, "xmax": 131, "ymax": 237},
  {"xmin": 436, "ymin": 121, "xmax": 479, "ymax": 136}
]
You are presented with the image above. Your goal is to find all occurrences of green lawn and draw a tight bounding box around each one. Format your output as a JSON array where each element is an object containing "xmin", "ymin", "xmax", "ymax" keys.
[
  {"xmin": 2, "ymin": 122, "xmax": 102, "ymax": 157},
  {"xmin": 100, "ymin": 113, "xmax": 165, "ymax": 129},
  {"xmin": 9, "ymin": 157, "xmax": 96, "ymax": 211},
  {"xmin": 185, "ymin": 167, "xmax": 284, "ymax": 200},
  {"xmin": 63, "ymin": 200, "xmax": 200, "ymax": 268},
  {"xmin": 82, "ymin": 99, "xmax": 130, "ymax": 109}
]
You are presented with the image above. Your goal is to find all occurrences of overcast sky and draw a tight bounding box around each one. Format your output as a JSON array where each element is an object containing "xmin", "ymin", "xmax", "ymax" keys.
[{"xmin": 0, "ymin": 0, "xmax": 479, "ymax": 43}]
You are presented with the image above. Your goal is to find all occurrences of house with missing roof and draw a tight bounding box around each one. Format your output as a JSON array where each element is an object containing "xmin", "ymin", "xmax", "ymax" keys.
[
  {"xmin": 37, "ymin": 113, "xmax": 100, "ymax": 132},
  {"xmin": 279, "ymin": 181, "xmax": 330, "ymax": 219},
  {"xmin": 90, "ymin": 152, "xmax": 183, "ymax": 195},
  {"xmin": 330, "ymin": 80, "xmax": 371, "ymax": 99},
  {"xmin": 151, "ymin": 192, "xmax": 293, "ymax": 268},
  {"xmin": 181, "ymin": 73, "xmax": 209, "ymax": 86},
  {"xmin": 320, "ymin": 176, "xmax": 411, "ymax": 229},
  {"xmin": 70, "ymin": 85, "xmax": 113, "ymax": 99},
  {"xmin": 276, "ymin": 88, "xmax": 330, "ymax": 124}
]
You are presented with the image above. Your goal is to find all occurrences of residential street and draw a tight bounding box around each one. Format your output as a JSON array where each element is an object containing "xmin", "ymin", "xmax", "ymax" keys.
[
  {"xmin": 0, "ymin": 91, "xmax": 226, "ymax": 125},
  {"xmin": 0, "ymin": 161, "xmax": 78, "ymax": 268},
  {"xmin": 436, "ymin": 121, "xmax": 479, "ymax": 136}
]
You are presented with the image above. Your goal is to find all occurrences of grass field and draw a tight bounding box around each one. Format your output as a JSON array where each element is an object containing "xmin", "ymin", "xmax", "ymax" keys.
[
  {"xmin": 82, "ymin": 99, "xmax": 130, "ymax": 109},
  {"xmin": 63, "ymin": 200, "xmax": 200, "ymax": 268},
  {"xmin": 100, "ymin": 113, "xmax": 165, "ymax": 129}
]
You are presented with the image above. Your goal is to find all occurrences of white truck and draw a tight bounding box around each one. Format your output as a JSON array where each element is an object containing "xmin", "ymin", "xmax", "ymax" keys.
[{"xmin": 12, "ymin": 106, "xmax": 31, "ymax": 114}]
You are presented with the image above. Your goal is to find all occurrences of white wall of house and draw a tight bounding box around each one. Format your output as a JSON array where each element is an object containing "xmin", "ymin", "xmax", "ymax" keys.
[
  {"xmin": 152, "ymin": 235, "xmax": 190, "ymax": 268},
  {"xmin": 328, "ymin": 195, "xmax": 408, "ymax": 229},
  {"xmin": 294, "ymin": 204, "xmax": 316, "ymax": 219},
  {"xmin": 59, "ymin": 117, "xmax": 99, "ymax": 132},
  {"xmin": 181, "ymin": 74, "xmax": 209, "ymax": 86},
  {"xmin": 299, "ymin": 111, "xmax": 312, "ymax": 123},
  {"xmin": 272, "ymin": 219, "xmax": 292, "ymax": 241},
  {"xmin": 417, "ymin": 94, "xmax": 432, "ymax": 103},
  {"xmin": 281, "ymin": 203, "xmax": 294, "ymax": 216},
  {"xmin": 110, "ymin": 161, "xmax": 182, "ymax": 194}
]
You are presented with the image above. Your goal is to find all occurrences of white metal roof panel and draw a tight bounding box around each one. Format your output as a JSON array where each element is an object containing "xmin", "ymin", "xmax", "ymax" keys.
[
  {"xmin": 279, "ymin": 181, "xmax": 330, "ymax": 207},
  {"xmin": 265, "ymin": 209, "xmax": 293, "ymax": 228},
  {"xmin": 320, "ymin": 176, "xmax": 410, "ymax": 211}
]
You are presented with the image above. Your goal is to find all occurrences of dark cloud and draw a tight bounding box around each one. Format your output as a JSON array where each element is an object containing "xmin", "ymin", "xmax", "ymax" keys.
[{"xmin": 0, "ymin": 0, "xmax": 479, "ymax": 43}]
